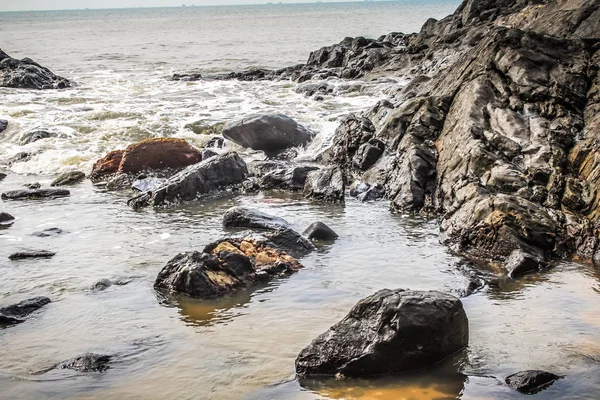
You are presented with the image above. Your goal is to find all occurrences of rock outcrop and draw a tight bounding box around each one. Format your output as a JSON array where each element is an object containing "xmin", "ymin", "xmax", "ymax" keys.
[
  {"xmin": 505, "ymin": 370, "xmax": 562, "ymax": 395},
  {"xmin": 1, "ymin": 188, "xmax": 70, "ymax": 200},
  {"xmin": 222, "ymin": 114, "xmax": 314, "ymax": 155},
  {"xmin": 304, "ymin": 166, "xmax": 346, "ymax": 203},
  {"xmin": 155, "ymin": 237, "xmax": 303, "ymax": 299},
  {"xmin": 0, "ymin": 297, "xmax": 51, "ymax": 326},
  {"xmin": 128, "ymin": 152, "xmax": 247, "ymax": 208},
  {"xmin": 0, "ymin": 48, "xmax": 71, "ymax": 89},
  {"xmin": 295, "ymin": 289, "xmax": 468, "ymax": 377}
]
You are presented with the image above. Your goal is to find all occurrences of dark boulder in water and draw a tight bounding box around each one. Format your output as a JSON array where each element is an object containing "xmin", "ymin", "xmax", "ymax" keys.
[
  {"xmin": 303, "ymin": 222, "xmax": 338, "ymax": 241},
  {"xmin": 304, "ymin": 167, "xmax": 345, "ymax": 203},
  {"xmin": 155, "ymin": 238, "xmax": 303, "ymax": 299},
  {"xmin": 131, "ymin": 176, "xmax": 167, "ymax": 192},
  {"xmin": 18, "ymin": 129, "xmax": 58, "ymax": 145},
  {"xmin": 263, "ymin": 228, "xmax": 316, "ymax": 258},
  {"xmin": 31, "ymin": 228, "xmax": 64, "ymax": 237},
  {"xmin": 505, "ymin": 370, "xmax": 561, "ymax": 394},
  {"xmin": 91, "ymin": 278, "xmax": 131, "ymax": 291},
  {"xmin": 0, "ymin": 212, "xmax": 15, "ymax": 226},
  {"xmin": 128, "ymin": 152, "xmax": 248, "ymax": 208},
  {"xmin": 90, "ymin": 149, "xmax": 124, "ymax": 181},
  {"xmin": 9, "ymin": 250, "xmax": 56, "ymax": 260},
  {"xmin": 295, "ymin": 289, "xmax": 468, "ymax": 377},
  {"xmin": 1, "ymin": 188, "xmax": 70, "ymax": 200},
  {"xmin": 259, "ymin": 165, "xmax": 319, "ymax": 191},
  {"xmin": 23, "ymin": 182, "xmax": 41, "ymax": 189},
  {"xmin": 0, "ymin": 296, "xmax": 51, "ymax": 326},
  {"xmin": 57, "ymin": 353, "xmax": 112, "ymax": 373},
  {"xmin": 504, "ymin": 250, "xmax": 546, "ymax": 279},
  {"xmin": 50, "ymin": 171, "xmax": 86, "ymax": 186},
  {"xmin": 222, "ymin": 114, "xmax": 314, "ymax": 155},
  {"xmin": 0, "ymin": 49, "xmax": 71, "ymax": 89},
  {"xmin": 223, "ymin": 206, "xmax": 290, "ymax": 231},
  {"xmin": 0, "ymin": 172, "xmax": 6, "ymax": 181},
  {"xmin": 0, "ymin": 119, "xmax": 7, "ymax": 133}
]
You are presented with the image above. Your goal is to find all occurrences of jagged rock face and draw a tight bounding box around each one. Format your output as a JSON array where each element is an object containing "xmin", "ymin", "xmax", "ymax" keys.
[
  {"xmin": 0, "ymin": 49, "xmax": 71, "ymax": 89},
  {"xmin": 304, "ymin": 167, "xmax": 346, "ymax": 203},
  {"xmin": 128, "ymin": 152, "xmax": 248, "ymax": 208},
  {"xmin": 155, "ymin": 238, "xmax": 303, "ymax": 299},
  {"xmin": 295, "ymin": 289, "xmax": 468, "ymax": 377}
]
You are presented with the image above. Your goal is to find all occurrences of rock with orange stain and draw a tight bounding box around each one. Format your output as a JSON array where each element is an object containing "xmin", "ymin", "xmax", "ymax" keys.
[{"xmin": 154, "ymin": 238, "xmax": 303, "ymax": 299}]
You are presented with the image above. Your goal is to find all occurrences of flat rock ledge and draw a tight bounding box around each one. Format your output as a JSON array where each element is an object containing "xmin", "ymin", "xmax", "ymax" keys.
[
  {"xmin": 155, "ymin": 237, "xmax": 303, "ymax": 299},
  {"xmin": 1, "ymin": 188, "xmax": 70, "ymax": 200},
  {"xmin": 295, "ymin": 289, "xmax": 468, "ymax": 377}
]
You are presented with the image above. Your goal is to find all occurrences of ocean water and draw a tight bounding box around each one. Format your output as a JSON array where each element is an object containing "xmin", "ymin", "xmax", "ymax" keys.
[{"xmin": 1, "ymin": 2, "xmax": 600, "ymax": 400}]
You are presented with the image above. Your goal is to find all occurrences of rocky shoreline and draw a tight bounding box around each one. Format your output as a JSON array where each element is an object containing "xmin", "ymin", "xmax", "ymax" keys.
[{"xmin": 1, "ymin": 0, "xmax": 599, "ymax": 396}]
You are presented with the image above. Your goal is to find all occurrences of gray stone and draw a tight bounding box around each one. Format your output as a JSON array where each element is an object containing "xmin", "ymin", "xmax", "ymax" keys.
[
  {"xmin": 223, "ymin": 206, "xmax": 290, "ymax": 230},
  {"xmin": 304, "ymin": 167, "xmax": 345, "ymax": 203},
  {"xmin": 19, "ymin": 130, "xmax": 58, "ymax": 145},
  {"xmin": 57, "ymin": 353, "xmax": 111, "ymax": 372},
  {"xmin": 1, "ymin": 188, "xmax": 70, "ymax": 200},
  {"xmin": 505, "ymin": 370, "xmax": 561, "ymax": 395},
  {"xmin": 50, "ymin": 171, "xmax": 85, "ymax": 186},
  {"xmin": 505, "ymin": 249, "xmax": 545, "ymax": 279},
  {"xmin": 303, "ymin": 222, "xmax": 339, "ymax": 241},
  {"xmin": 0, "ymin": 296, "xmax": 51, "ymax": 325},
  {"xmin": 0, "ymin": 212, "xmax": 15, "ymax": 226},
  {"xmin": 9, "ymin": 250, "xmax": 56, "ymax": 260}
]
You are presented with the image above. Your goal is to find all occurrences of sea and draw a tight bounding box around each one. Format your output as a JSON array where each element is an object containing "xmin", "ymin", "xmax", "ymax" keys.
[{"xmin": 1, "ymin": 2, "xmax": 599, "ymax": 399}]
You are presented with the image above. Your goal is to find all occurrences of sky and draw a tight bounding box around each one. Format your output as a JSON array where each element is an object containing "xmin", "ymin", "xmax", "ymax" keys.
[{"xmin": 0, "ymin": 0, "xmax": 357, "ymax": 11}]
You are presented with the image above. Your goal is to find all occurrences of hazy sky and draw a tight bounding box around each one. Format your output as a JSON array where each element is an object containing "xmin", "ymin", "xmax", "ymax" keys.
[{"xmin": 0, "ymin": 0, "xmax": 354, "ymax": 11}]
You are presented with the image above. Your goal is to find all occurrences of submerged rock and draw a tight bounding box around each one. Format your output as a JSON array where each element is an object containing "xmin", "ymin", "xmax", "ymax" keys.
[
  {"xmin": 0, "ymin": 212, "xmax": 15, "ymax": 226},
  {"xmin": 18, "ymin": 129, "xmax": 58, "ymax": 145},
  {"xmin": 50, "ymin": 171, "xmax": 85, "ymax": 186},
  {"xmin": 184, "ymin": 120, "xmax": 224, "ymax": 135},
  {"xmin": 31, "ymin": 228, "xmax": 64, "ymax": 237},
  {"xmin": 9, "ymin": 250, "xmax": 56, "ymax": 260},
  {"xmin": 504, "ymin": 250, "xmax": 546, "ymax": 279},
  {"xmin": 0, "ymin": 119, "xmax": 7, "ymax": 133},
  {"xmin": 304, "ymin": 167, "xmax": 345, "ymax": 203},
  {"xmin": 0, "ymin": 172, "xmax": 6, "ymax": 181},
  {"xmin": 505, "ymin": 370, "xmax": 561, "ymax": 394},
  {"xmin": 91, "ymin": 278, "xmax": 131, "ymax": 291},
  {"xmin": 57, "ymin": 353, "xmax": 111, "ymax": 373},
  {"xmin": 0, "ymin": 49, "xmax": 71, "ymax": 89},
  {"xmin": 155, "ymin": 238, "xmax": 303, "ymax": 299},
  {"xmin": 23, "ymin": 182, "xmax": 41, "ymax": 190},
  {"xmin": 0, "ymin": 296, "xmax": 51, "ymax": 326},
  {"xmin": 222, "ymin": 206, "xmax": 290, "ymax": 230},
  {"xmin": 222, "ymin": 114, "xmax": 314, "ymax": 155},
  {"xmin": 131, "ymin": 176, "xmax": 167, "ymax": 192},
  {"xmin": 263, "ymin": 228, "xmax": 316, "ymax": 258},
  {"xmin": 295, "ymin": 289, "xmax": 468, "ymax": 377},
  {"xmin": 1, "ymin": 188, "xmax": 70, "ymax": 200},
  {"xmin": 303, "ymin": 222, "xmax": 338, "ymax": 241},
  {"xmin": 91, "ymin": 138, "xmax": 203, "ymax": 181},
  {"xmin": 128, "ymin": 152, "xmax": 248, "ymax": 208}
]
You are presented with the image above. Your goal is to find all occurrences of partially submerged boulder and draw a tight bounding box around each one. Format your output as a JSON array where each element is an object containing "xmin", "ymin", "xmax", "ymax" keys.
[
  {"xmin": 18, "ymin": 129, "xmax": 58, "ymax": 145},
  {"xmin": 155, "ymin": 238, "xmax": 303, "ymax": 299},
  {"xmin": 0, "ymin": 49, "xmax": 71, "ymax": 89},
  {"xmin": 57, "ymin": 353, "xmax": 111, "ymax": 373},
  {"xmin": 505, "ymin": 370, "xmax": 561, "ymax": 395},
  {"xmin": 222, "ymin": 114, "xmax": 313, "ymax": 155},
  {"xmin": 31, "ymin": 228, "xmax": 64, "ymax": 237},
  {"xmin": 295, "ymin": 289, "xmax": 468, "ymax": 377},
  {"xmin": 1, "ymin": 188, "xmax": 70, "ymax": 200},
  {"xmin": 0, "ymin": 296, "xmax": 51, "ymax": 326},
  {"xmin": 0, "ymin": 119, "xmax": 8, "ymax": 133},
  {"xmin": 51, "ymin": 171, "xmax": 85, "ymax": 186},
  {"xmin": 9, "ymin": 250, "xmax": 56, "ymax": 260},
  {"xmin": 504, "ymin": 249, "xmax": 546, "ymax": 279},
  {"xmin": 303, "ymin": 222, "xmax": 339, "ymax": 241},
  {"xmin": 223, "ymin": 206, "xmax": 290, "ymax": 230},
  {"xmin": 262, "ymin": 228, "xmax": 316, "ymax": 258},
  {"xmin": 91, "ymin": 138, "xmax": 203, "ymax": 181},
  {"xmin": 304, "ymin": 167, "xmax": 345, "ymax": 203},
  {"xmin": 128, "ymin": 152, "xmax": 248, "ymax": 208},
  {"xmin": 0, "ymin": 212, "xmax": 15, "ymax": 226}
]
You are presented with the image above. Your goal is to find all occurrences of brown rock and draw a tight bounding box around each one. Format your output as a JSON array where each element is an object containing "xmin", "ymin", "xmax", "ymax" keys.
[
  {"xmin": 118, "ymin": 138, "xmax": 202, "ymax": 175},
  {"xmin": 91, "ymin": 150, "xmax": 124, "ymax": 180}
]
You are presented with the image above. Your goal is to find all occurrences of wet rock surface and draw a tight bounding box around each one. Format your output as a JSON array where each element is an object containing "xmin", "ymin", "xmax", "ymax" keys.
[
  {"xmin": 56, "ymin": 353, "xmax": 112, "ymax": 373},
  {"xmin": 222, "ymin": 114, "xmax": 314, "ymax": 155},
  {"xmin": 0, "ymin": 48, "xmax": 71, "ymax": 89},
  {"xmin": 223, "ymin": 206, "xmax": 290, "ymax": 230},
  {"xmin": 262, "ymin": 228, "xmax": 316, "ymax": 258},
  {"xmin": 1, "ymin": 188, "xmax": 70, "ymax": 200},
  {"xmin": 304, "ymin": 166, "xmax": 346, "ymax": 203},
  {"xmin": 18, "ymin": 129, "xmax": 58, "ymax": 145},
  {"xmin": 504, "ymin": 249, "xmax": 546, "ymax": 279},
  {"xmin": 155, "ymin": 238, "xmax": 304, "ymax": 299},
  {"xmin": 9, "ymin": 250, "xmax": 56, "ymax": 260},
  {"xmin": 295, "ymin": 289, "xmax": 468, "ymax": 377},
  {"xmin": 0, "ymin": 119, "xmax": 7, "ymax": 133},
  {"xmin": 303, "ymin": 222, "xmax": 339, "ymax": 241},
  {"xmin": 0, "ymin": 297, "xmax": 51, "ymax": 326},
  {"xmin": 0, "ymin": 212, "xmax": 15, "ymax": 226},
  {"xmin": 128, "ymin": 152, "xmax": 248, "ymax": 208},
  {"xmin": 31, "ymin": 228, "xmax": 65, "ymax": 237},
  {"xmin": 505, "ymin": 370, "xmax": 561, "ymax": 394},
  {"xmin": 259, "ymin": 165, "xmax": 319, "ymax": 191},
  {"xmin": 50, "ymin": 171, "xmax": 85, "ymax": 186}
]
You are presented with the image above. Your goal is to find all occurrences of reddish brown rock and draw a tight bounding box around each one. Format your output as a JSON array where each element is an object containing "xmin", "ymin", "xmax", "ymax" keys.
[{"xmin": 91, "ymin": 150, "xmax": 124, "ymax": 180}]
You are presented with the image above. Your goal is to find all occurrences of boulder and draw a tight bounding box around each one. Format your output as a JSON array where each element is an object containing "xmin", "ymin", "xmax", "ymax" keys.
[
  {"xmin": 505, "ymin": 370, "xmax": 561, "ymax": 394},
  {"xmin": 352, "ymin": 139, "xmax": 385, "ymax": 171},
  {"xmin": 0, "ymin": 50, "xmax": 71, "ymax": 89},
  {"xmin": 50, "ymin": 171, "xmax": 85, "ymax": 186},
  {"xmin": 0, "ymin": 119, "xmax": 7, "ymax": 133},
  {"xmin": 154, "ymin": 238, "xmax": 303, "ymax": 299},
  {"xmin": 9, "ymin": 250, "xmax": 56, "ymax": 260},
  {"xmin": 91, "ymin": 278, "xmax": 131, "ymax": 291},
  {"xmin": 201, "ymin": 149, "xmax": 218, "ymax": 160},
  {"xmin": 1, "ymin": 188, "xmax": 70, "ymax": 200},
  {"xmin": 304, "ymin": 167, "xmax": 345, "ymax": 203},
  {"xmin": 223, "ymin": 206, "xmax": 290, "ymax": 230},
  {"xmin": 262, "ymin": 228, "xmax": 316, "ymax": 258},
  {"xmin": 0, "ymin": 212, "xmax": 15, "ymax": 226},
  {"xmin": 31, "ymin": 228, "xmax": 64, "ymax": 237},
  {"xmin": 0, "ymin": 172, "xmax": 6, "ymax": 181},
  {"xmin": 23, "ymin": 182, "xmax": 41, "ymax": 189},
  {"xmin": 259, "ymin": 165, "xmax": 319, "ymax": 191},
  {"xmin": 222, "ymin": 114, "xmax": 313, "ymax": 154},
  {"xmin": 57, "ymin": 353, "xmax": 111, "ymax": 372},
  {"xmin": 295, "ymin": 289, "xmax": 468, "ymax": 377},
  {"xmin": 0, "ymin": 297, "xmax": 51, "ymax": 326},
  {"xmin": 504, "ymin": 249, "xmax": 546, "ymax": 279},
  {"xmin": 128, "ymin": 152, "xmax": 248, "ymax": 208},
  {"xmin": 131, "ymin": 177, "xmax": 167, "ymax": 192},
  {"xmin": 303, "ymin": 222, "xmax": 339, "ymax": 241},
  {"xmin": 90, "ymin": 150, "xmax": 123, "ymax": 181},
  {"xmin": 19, "ymin": 129, "xmax": 57, "ymax": 145}
]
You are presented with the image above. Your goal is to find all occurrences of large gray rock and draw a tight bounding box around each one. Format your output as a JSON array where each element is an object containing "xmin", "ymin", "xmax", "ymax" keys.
[
  {"xmin": 0, "ymin": 297, "xmax": 51, "ymax": 326},
  {"xmin": 0, "ymin": 49, "xmax": 71, "ymax": 89},
  {"xmin": 128, "ymin": 152, "xmax": 247, "ymax": 209},
  {"xmin": 295, "ymin": 289, "xmax": 468, "ymax": 377},
  {"xmin": 222, "ymin": 114, "xmax": 314, "ymax": 154},
  {"xmin": 505, "ymin": 370, "xmax": 561, "ymax": 395},
  {"xmin": 222, "ymin": 206, "xmax": 290, "ymax": 230},
  {"xmin": 304, "ymin": 167, "xmax": 345, "ymax": 203}
]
